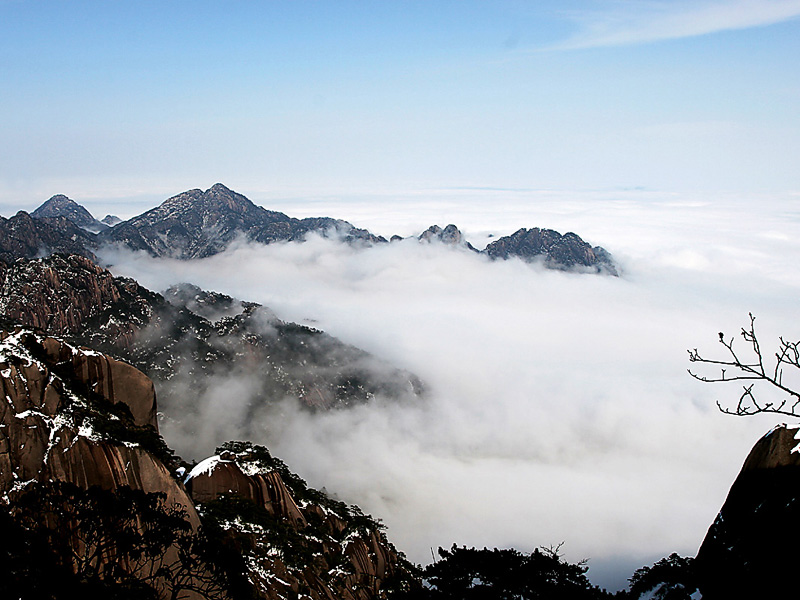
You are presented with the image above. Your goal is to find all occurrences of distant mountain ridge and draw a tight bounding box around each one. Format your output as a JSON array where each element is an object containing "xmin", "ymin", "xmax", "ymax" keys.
[
  {"xmin": 9, "ymin": 182, "xmax": 618, "ymax": 274},
  {"xmin": 31, "ymin": 194, "xmax": 108, "ymax": 233},
  {"xmin": 101, "ymin": 183, "xmax": 385, "ymax": 259}
]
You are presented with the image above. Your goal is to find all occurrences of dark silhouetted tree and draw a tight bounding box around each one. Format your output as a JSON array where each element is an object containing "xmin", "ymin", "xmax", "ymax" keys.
[
  {"xmin": 1, "ymin": 481, "xmax": 226, "ymax": 600},
  {"xmin": 417, "ymin": 544, "xmax": 614, "ymax": 600},
  {"xmin": 627, "ymin": 553, "xmax": 697, "ymax": 600}
]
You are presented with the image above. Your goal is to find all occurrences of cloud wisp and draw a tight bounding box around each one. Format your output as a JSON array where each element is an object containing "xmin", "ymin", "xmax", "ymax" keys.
[{"xmin": 549, "ymin": 0, "xmax": 800, "ymax": 50}]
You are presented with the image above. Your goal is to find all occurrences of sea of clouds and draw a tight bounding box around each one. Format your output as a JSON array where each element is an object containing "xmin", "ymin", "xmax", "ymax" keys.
[{"xmin": 100, "ymin": 188, "xmax": 800, "ymax": 590}]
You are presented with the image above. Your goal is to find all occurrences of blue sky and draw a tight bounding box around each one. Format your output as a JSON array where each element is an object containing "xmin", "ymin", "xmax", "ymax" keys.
[{"xmin": 1, "ymin": 0, "xmax": 799, "ymax": 210}]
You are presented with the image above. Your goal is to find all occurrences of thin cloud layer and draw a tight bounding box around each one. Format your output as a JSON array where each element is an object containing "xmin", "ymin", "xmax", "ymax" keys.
[
  {"xmin": 551, "ymin": 0, "xmax": 800, "ymax": 50},
  {"xmin": 101, "ymin": 190, "xmax": 800, "ymax": 590}
]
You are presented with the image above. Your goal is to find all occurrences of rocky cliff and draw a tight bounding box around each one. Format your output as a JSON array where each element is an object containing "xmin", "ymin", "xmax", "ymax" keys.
[
  {"xmin": 695, "ymin": 424, "xmax": 800, "ymax": 598},
  {"xmin": 0, "ymin": 253, "xmax": 150, "ymax": 343},
  {"xmin": 186, "ymin": 442, "xmax": 417, "ymax": 600},
  {"xmin": 0, "ymin": 211, "xmax": 97, "ymax": 264},
  {"xmin": 0, "ymin": 328, "xmax": 178, "ymax": 501},
  {"xmin": 0, "ymin": 328, "xmax": 209, "ymax": 597},
  {"xmin": 0, "ymin": 328, "xmax": 417, "ymax": 599}
]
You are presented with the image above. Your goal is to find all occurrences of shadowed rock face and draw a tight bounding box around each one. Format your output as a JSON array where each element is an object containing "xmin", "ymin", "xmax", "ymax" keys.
[
  {"xmin": 484, "ymin": 227, "xmax": 618, "ymax": 275},
  {"xmin": 0, "ymin": 254, "xmax": 148, "ymax": 344},
  {"xmin": 31, "ymin": 194, "xmax": 108, "ymax": 233},
  {"xmin": 696, "ymin": 424, "xmax": 800, "ymax": 598},
  {"xmin": 0, "ymin": 211, "xmax": 97, "ymax": 264}
]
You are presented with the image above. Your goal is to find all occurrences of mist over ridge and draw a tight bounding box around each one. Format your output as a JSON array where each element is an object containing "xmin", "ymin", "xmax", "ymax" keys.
[{"xmin": 100, "ymin": 188, "xmax": 800, "ymax": 590}]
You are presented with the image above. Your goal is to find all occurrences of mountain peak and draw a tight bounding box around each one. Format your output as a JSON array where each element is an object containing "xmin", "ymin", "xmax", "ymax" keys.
[
  {"xmin": 31, "ymin": 194, "xmax": 108, "ymax": 233},
  {"xmin": 208, "ymin": 182, "xmax": 233, "ymax": 194},
  {"xmin": 33, "ymin": 194, "xmax": 89, "ymax": 218},
  {"xmin": 418, "ymin": 224, "xmax": 477, "ymax": 251}
]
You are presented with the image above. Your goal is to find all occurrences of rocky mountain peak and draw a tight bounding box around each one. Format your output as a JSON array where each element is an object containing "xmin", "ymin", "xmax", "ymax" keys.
[
  {"xmin": 418, "ymin": 224, "xmax": 477, "ymax": 251},
  {"xmin": 31, "ymin": 194, "xmax": 108, "ymax": 233},
  {"xmin": 484, "ymin": 227, "xmax": 618, "ymax": 275},
  {"xmin": 100, "ymin": 183, "xmax": 385, "ymax": 259},
  {"xmin": 154, "ymin": 184, "xmax": 259, "ymax": 218},
  {"xmin": 204, "ymin": 182, "xmax": 262, "ymax": 214},
  {"xmin": 101, "ymin": 214, "xmax": 122, "ymax": 227}
]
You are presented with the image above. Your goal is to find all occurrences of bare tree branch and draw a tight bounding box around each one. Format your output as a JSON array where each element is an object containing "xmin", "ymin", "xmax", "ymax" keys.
[{"xmin": 688, "ymin": 313, "xmax": 800, "ymax": 417}]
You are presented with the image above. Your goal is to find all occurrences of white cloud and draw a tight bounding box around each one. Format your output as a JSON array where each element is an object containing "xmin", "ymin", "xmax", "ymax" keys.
[
  {"xmin": 551, "ymin": 0, "xmax": 800, "ymax": 50},
  {"xmin": 102, "ymin": 189, "xmax": 800, "ymax": 591}
]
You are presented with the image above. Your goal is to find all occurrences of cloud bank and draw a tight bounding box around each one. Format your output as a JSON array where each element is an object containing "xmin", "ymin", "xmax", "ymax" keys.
[{"xmin": 102, "ymin": 189, "xmax": 800, "ymax": 590}]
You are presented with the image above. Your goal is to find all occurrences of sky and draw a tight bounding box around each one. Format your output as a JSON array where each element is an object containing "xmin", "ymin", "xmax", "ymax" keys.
[
  {"xmin": 3, "ymin": 0, "xmax": 800, "ymax": 592},
  {"xmin": 1, "ymin": 0, "xmax": 800, "ymax": 213}
]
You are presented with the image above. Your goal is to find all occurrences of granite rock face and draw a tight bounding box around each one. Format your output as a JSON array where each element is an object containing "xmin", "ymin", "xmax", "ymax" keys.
[
  {"xmin": 186, "ymin": 442, "xmax": 416, "ymax": 600},
  {"xmin": 0, "ymin": 253, "xmax": 147, "ymax": 343},
  {"xmin": 696, "ymin": 424, "xmax": 800, "ymax": 598},
  {"xmin": 0, "ymin": 328, "xmax": 185, "ymax": 509}
]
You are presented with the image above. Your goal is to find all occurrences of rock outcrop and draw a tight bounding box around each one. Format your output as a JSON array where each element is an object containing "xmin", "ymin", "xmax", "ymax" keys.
[
  {"xmin": 695, "ymin": 424, "xmax": 800, "ymax": 598},
  {"xmin": 484, "ymin": 227, "xmax": 618, "ymax": 275},
  {"xmin": 418, "ymin": 224, "xmax": 477, "ymax": 251},
  {"xmin": 0, "ymin": 253, "xmax": 148, "ymax": 343},
  {"xmin": 0, "ymin": 329, "xmax": 170, "ymax": 499},
  {"xmin": 185, "ymin": 442, "xmax": 417, "ymax": 600},
  {"xmin": 31, "ymin": 194, "xmax": 109, "ymax": 233}
]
